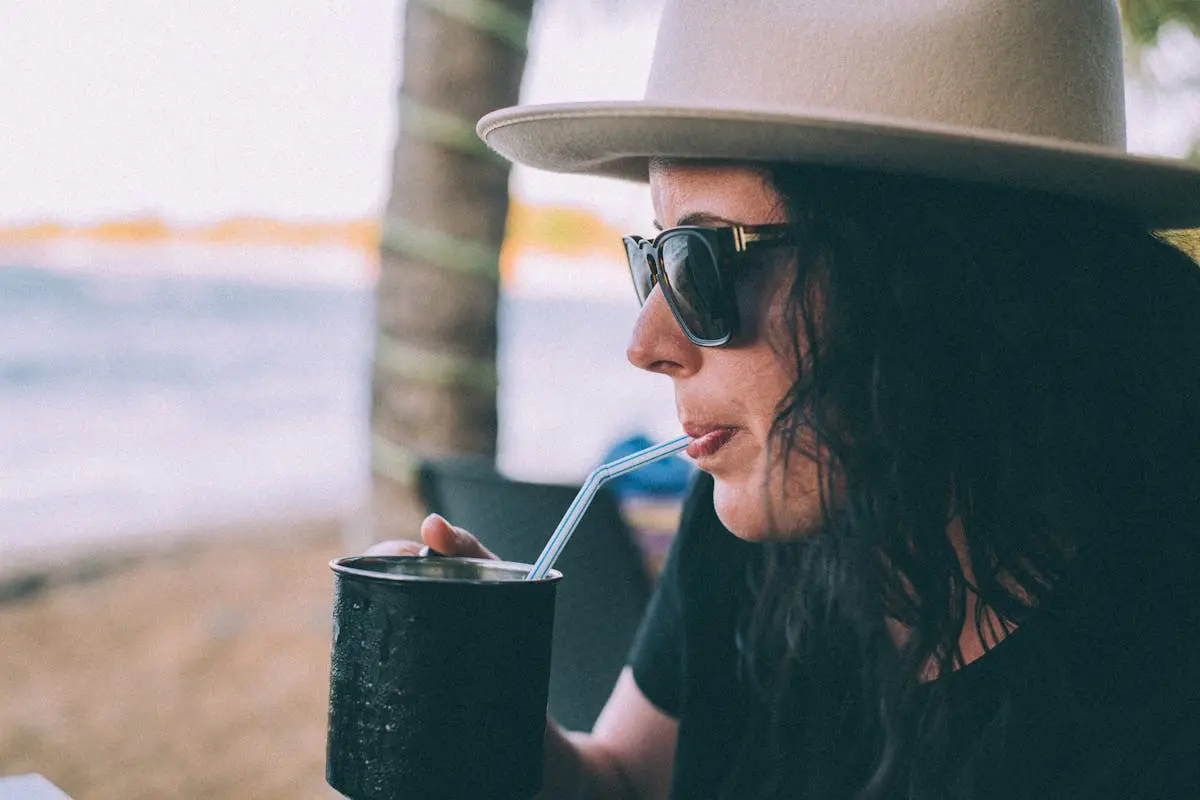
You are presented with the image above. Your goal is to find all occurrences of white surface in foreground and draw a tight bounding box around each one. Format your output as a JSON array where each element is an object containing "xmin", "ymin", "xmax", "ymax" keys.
[{"xmin": 0, "ymin": 774, "xmax": 73, "ymax": 799}]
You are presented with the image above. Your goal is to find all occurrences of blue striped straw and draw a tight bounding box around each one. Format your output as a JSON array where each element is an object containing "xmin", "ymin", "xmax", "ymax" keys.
[{"xmin": 525, "ymin": 434, "xmax": 692, "ymax": 581}]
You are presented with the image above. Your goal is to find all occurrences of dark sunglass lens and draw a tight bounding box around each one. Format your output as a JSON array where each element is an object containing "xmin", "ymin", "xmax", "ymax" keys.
[
  {"xmin": 660, "ymin": 233, "xmax": 730, "ymax": 341},
  {"xmin": 623, "ymin": 238, "xmax": 654, "ymax": 304}
]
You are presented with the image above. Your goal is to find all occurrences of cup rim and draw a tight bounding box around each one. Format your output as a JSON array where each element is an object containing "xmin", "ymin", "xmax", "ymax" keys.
[{"xmin": 329, "ymin": 554, "xmax": 562, "ymax": 585}]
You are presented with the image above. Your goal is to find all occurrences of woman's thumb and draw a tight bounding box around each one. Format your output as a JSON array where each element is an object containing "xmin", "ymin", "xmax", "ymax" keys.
[{"xmin": 419, "ymin": 514, "xmax": 497, "ymax": 560}]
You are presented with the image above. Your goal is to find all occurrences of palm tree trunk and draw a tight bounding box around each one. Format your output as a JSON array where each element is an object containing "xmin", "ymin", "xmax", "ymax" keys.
[{"xmin": 369, "ymin": 0, "xmax": 535, "ymax": 539}]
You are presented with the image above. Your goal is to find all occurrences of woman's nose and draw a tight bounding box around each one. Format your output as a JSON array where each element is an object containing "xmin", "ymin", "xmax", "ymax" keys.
[{"xmin": 626, "ymin": 285, "xmax": 698, "ymax": 376}]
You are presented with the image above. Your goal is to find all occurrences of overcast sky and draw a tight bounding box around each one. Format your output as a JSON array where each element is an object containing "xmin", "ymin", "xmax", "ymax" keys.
[{"xmin": 0, "ymin": 1, "xmax": 1194, "ymax": 226}]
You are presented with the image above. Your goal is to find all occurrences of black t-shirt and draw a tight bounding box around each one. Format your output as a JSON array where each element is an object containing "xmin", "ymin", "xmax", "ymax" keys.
[{"xmin": 629, "ymin": 473, "xmax": 1200, "ymax": 798}]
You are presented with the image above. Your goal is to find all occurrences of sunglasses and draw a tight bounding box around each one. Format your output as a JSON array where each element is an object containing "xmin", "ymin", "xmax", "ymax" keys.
[{"xmin": 623, "ymin": 223, "xmax": 796, "ymax": 346}]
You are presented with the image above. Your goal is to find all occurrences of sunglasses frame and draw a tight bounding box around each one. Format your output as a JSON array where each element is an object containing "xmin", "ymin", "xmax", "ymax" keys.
[{"xmin": 623, "ymin": 222, "xmax": 796, "ymax": 346}]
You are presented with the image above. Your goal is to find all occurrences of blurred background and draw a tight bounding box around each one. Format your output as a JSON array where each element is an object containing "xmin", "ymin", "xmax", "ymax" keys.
[{"xmin": 0, "ymin": 1, "xmax": 1196, "ymax": 797}]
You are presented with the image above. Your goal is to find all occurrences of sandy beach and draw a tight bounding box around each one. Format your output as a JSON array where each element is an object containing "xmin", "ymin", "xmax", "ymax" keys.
[{"xmin": 0, "ymin": 516, "xmax": 352, "ymax": 799}]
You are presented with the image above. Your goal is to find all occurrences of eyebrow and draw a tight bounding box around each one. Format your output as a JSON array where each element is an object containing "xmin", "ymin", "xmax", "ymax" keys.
[{"xmin": 652, "ymin": 211, "xmax": 740, "ymax": 231}]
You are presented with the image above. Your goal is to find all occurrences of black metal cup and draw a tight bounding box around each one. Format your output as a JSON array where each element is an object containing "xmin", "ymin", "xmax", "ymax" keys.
[{"xmin": 326, "ymin": 555, "xmax": 562, "ymax": 800}]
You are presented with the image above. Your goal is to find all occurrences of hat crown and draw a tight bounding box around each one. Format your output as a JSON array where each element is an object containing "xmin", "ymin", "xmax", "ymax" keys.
[{"xmin": 646, "ymin": 0, "xmax": 1127, "ymax": 150}]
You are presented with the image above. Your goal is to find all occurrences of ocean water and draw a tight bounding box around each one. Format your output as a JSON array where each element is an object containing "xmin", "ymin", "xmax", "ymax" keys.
[{"xmin": 0, "ymin": 247, "xmax": 678, "ymax": 558}]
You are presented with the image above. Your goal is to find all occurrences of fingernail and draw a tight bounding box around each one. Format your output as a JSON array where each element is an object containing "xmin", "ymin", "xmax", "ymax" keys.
[{"xmin": 429, "ymin": 515, "xmax": 457, "ymax": 538}]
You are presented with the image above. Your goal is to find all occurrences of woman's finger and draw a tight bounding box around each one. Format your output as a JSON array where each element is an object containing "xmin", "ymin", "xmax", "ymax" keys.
[{"xmin": 420, "ymin": 514, "xmax": 498, "ymax": 560}]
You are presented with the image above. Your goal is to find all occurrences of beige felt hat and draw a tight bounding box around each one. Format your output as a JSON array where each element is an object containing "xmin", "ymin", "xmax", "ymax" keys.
[{"xmin": 478, "ymin": 0, "xmax": 1200, "ymax": 228}]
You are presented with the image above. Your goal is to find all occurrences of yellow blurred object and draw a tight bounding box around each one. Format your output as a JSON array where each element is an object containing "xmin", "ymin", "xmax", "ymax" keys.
[
  {"xmin": 0, "ymin": 216, "xmax": 380, "ymax": 254},
  {"xmin": 1160, "ymin": 228, "xmax": 1200, "ymax": 262}
]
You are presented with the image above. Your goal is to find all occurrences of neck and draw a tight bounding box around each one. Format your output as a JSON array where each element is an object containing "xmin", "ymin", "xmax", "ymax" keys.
[{"xmin": 889, "ymin": 516, "xmax": 1016, "ymax": 682}]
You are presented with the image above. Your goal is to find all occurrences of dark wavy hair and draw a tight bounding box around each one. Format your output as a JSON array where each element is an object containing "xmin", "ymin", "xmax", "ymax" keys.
[{"xmin": 724, "ymin": 164, "xmax": 1200, "ymax": 798}]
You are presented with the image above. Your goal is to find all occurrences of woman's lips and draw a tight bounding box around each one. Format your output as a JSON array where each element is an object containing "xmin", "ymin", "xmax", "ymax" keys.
[{"xmin": 685, "ymin": 426, "xmax": 737, "ymax": 460}]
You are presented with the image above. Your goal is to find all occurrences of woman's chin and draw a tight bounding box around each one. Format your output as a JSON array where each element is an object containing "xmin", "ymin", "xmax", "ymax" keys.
[
  {"xmin": 712, "ymin": 475, "xmax": 824, "ymax": 542},
  {"xmin": 712, "ymin": 479, "xmax": 773, "ymax": 541}
]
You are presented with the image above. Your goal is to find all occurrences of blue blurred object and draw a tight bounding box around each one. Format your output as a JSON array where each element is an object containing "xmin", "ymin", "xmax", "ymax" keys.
[{"xmin": 601, "ymin": 433, "xmax": 695, "ymax": 498}]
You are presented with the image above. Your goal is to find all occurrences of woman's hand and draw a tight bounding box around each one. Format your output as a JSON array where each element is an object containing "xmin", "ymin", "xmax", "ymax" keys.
[{"xmin": 362, "ymin": 513, "xmax": 498, "ymax": 560}]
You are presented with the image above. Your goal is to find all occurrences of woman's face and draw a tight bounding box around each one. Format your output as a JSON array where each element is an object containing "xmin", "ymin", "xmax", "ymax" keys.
[{"xmin": 628, "ymin": 161, "xmax": 823, "ymax": 541}]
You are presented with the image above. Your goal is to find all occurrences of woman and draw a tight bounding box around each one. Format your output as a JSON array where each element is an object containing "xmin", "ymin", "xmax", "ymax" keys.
[{"xmin": 373, "ymin": 0, "xmax": 1200, "ymax": 797}]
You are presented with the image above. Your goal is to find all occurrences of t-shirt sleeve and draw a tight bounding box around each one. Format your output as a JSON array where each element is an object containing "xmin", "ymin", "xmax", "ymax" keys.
[{"xmin": 627, "ymin": 472, "xmax": 713, "ymax": 719}]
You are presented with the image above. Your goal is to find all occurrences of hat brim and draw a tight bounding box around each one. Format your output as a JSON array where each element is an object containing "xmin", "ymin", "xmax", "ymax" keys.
[{"xmin": 478, "ymin": 102, "xmax": 1200, "ymax": 229}]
